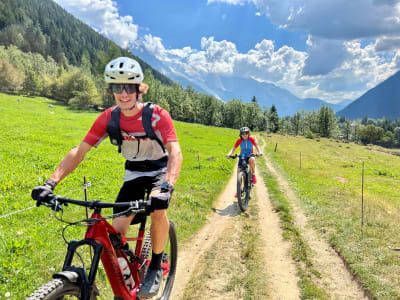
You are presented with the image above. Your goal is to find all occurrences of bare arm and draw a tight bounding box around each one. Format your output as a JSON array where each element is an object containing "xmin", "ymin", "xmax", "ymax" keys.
[
  {"xmin": 164, "ymin": 141, "xmax": 183, "ymax": 186},
  {"xmin": 49, "ymin": 141, "xmax": 92, "ymax": 183},
  {"xmin": 226, "ymin": 146, "xmax": 238, "ymax": 157},
  {"xmin": 255, "ymin": 144, "xmax": 262, "ymax": 154},
  {"xmin": 254, "ymin": 137, "xmax": 263, "ymax": 154}
]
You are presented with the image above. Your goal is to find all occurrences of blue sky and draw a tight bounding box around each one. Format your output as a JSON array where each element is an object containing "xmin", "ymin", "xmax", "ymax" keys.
[
  {"xmin": 116, "ymin": 0, "xmax": 308, "ymax": 52},
  {"xmin": 54, "ymin": 0, "xmax": 400, "ymax": 103}
]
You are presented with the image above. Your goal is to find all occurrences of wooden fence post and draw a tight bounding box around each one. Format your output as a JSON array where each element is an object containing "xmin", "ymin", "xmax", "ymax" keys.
[
  {"xmin": 197, "ymin": 153, "xmax": 201, "ymax": 172},
  {"xmin": 361, "ymin": 161, "xmax": 365, "ymax": 237},
  {"xmin": 300, "ymin": 152, "xmax": 302, "ymax": 169}
]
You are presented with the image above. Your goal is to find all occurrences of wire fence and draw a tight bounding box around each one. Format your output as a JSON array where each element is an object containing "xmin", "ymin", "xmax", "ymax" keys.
[
  {"xmin": 0, "ymin": 179, "xmax": 95, "ymax": 220},
  {"xmin": 0, "ymin": 152, "xmax": 230, "ymax": 221},
  {"xmin": 265, "ymin": 140, "xmax": 400, "ymax": 245},
  {"xmin": 0, "ymin": 206, "xmax": 35, "ymax": 219}
]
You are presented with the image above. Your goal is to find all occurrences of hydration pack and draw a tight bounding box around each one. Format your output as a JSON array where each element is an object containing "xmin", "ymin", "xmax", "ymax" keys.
[{"xmin": 106, "ymin": 102, "xmax": 166, "ymax": 153}]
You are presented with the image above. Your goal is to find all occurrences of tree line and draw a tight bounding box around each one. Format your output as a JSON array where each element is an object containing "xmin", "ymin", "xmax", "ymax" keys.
[
  {"xmin": 0, "ymin": 43, "xmax": 279, "ymax": 130},
  {"xmin": 276, "ymin": 109, "xmax": 400, "ymax": 148}
]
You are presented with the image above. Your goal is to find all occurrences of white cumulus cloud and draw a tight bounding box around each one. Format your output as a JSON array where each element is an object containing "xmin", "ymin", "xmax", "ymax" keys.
[
  {"xmin": 251, "ymin": 0, "xmax": 400, "ymax": 40},
  {"xmin": 54, "ymin": 0, "xmax": 138, "ymax": 48},
  {"xmin": 201, "ymin": 0, "xmax": 400, "ymax": 101}
]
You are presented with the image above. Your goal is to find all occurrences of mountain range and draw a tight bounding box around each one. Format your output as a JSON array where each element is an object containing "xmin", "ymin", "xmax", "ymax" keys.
[
  {"xmin": 337, "ymin": 71, "xmax": 400, "ymax": 120},
  {"xmin": 136, "ymin": 49, "xmax": 349, "ymax": 116}
]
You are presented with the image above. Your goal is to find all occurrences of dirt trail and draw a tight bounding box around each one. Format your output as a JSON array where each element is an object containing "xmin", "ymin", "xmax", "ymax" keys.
[
  {"xmin": 170, "ymin": 150, "xmax": 368, "ymax": 299},
  {"xmin": 170, "ymin": 168, "xmax": 239, "ymax": 300},
  {"xmin": 254, "ymin": 168, "xmax": 300, "ymax": 299},
  {"xmin": 171, "ymin": 164, "xmax": 302, "ymax": 299},
  {"xmin": 263, "ymin": 155, "xmax": 368, "ymax": 300}
]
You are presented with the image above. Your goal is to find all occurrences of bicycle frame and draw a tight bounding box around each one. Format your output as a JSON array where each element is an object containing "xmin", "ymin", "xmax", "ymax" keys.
[
  {"xmin": 236, "ymin": 155, "xmax": 255, "ymax": 179},
  {"xmin": 238, "ymin": 157, "xmax": 251, "ymax": 174},
  {"xmin": 238, "ymin": 157, "xmax": 253, "ymax": 190},
  {"xmin": 57, "ymin": 208, "xmax": 147, "ymax": 300}
]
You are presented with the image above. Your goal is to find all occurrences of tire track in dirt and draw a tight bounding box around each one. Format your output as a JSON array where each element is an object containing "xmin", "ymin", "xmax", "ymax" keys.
[
  {"xmin": 263, "ymin": 154, "xmax": 368, "ymax": 299},
  {"xmin": 254, "ymin": 168, "xmax": 300, "ymax": 299},
  {"xmin": 170, "ymin": 168, "xmax": 239, "ymax": 300},
  {"xmin": 180, "ymin": 210, "xmax": 247, "ymax": 299}
]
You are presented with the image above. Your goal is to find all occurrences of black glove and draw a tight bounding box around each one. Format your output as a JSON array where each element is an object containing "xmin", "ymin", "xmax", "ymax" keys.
[
  {"xmin": 31, "ymin": 180, "xmax": 57, "ymax": 206},
  {"xmin": 147, "ymin": 189, "xmax": 173, "ymax": 213}
]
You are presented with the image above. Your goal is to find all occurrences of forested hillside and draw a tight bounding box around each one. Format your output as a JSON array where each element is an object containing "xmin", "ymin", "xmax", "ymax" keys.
[{"xmin": 0, "ymin": 0, "xmax": 172, "ymax": 84}]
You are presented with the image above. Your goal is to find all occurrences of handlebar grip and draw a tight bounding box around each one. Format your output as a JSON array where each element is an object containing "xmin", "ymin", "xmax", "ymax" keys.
[{"xmin": 37, "ymin": 195, "xmax": 63, "ymax": 212}]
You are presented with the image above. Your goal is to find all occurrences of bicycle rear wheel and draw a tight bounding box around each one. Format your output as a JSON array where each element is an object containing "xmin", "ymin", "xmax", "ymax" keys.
[
  {"xmin": 237, "ymin": 171, "xmax": 249, "ymax": 212},
  {"xmin": 140, "ymin": 221, "xmax": 178, "ymax": 300},
  {"xmin": 26, "ymin": 278, "xmax": 98, "ymax": 299}
]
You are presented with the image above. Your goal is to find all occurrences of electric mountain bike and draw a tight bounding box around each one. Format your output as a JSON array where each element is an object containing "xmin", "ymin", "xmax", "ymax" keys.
[
  {"xmin": 228, "ymin": 154, "xmax": 258, "ymax": 212},
  {"xmin": 26, "ymin": 195, "xmax": 177, "ymax": 300}
]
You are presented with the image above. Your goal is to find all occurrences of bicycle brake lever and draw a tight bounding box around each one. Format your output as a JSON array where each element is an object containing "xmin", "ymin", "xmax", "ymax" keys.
[
  {"xmin": 46, "ymin": 199, "xmax": 63, "ymax": 212},
  {"xmin": 54, "ymin": 203, "xmax": 63, "ymax": 212}
]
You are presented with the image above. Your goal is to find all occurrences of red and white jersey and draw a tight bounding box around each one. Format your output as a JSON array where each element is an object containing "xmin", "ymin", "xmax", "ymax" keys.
[{"xmin": 83, "ymin": 104, "xmax": 178, "ymax": 181}]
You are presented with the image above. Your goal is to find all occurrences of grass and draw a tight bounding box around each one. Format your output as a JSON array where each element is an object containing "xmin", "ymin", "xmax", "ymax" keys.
[
  {"xmin": 261, "ymin": 133, "xmax": 400, "ymax": 299},
  {"xmin": 237, "ymin": 205, "xmax": 270, "ymax": 299},
  {"xmin": 0, "ymin": 93, "xmax": 237, "ymax": 298}
]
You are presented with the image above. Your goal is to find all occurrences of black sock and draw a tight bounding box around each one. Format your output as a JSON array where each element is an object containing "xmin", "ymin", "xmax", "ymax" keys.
[{"xmin": 149, "ymin": 251, "xmax": 163, "ymax": 270}]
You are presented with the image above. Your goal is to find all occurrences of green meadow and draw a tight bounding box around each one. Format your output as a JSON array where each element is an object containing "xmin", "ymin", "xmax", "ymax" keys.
[
  {"xmin": 2, "ymin": 92, "xmax": 400, "ymax": 299},
  {"xmin": 0, "ymin": 93, "xmax": 237, "ymax": 298},
  {"xmin": 263, "ymin": 134, "xmax": 400, "ymax": 298}
]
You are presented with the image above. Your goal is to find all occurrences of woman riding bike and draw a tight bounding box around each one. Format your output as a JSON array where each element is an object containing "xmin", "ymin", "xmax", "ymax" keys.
[{"xmin": 226, "ymin": 127, "xmax": 262, "ymax": 196}]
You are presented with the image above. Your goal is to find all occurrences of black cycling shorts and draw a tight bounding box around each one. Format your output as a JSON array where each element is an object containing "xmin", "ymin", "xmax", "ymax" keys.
[
  {"xmin": 114, "ymin": 172, "xmax": 165, "ymax": 224},
  {"xmin": 238, "ymin": 157, "xmax": 250, "ymax": 168}
]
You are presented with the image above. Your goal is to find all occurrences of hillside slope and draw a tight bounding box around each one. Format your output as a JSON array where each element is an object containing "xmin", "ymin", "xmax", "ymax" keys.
[
  {"xmin": 0, "ymin": 0, "xmax": 173, "ymax": 84},
  {"xmin": 337, "ymin": 71, "xmax": 400, "ymax": 119}
]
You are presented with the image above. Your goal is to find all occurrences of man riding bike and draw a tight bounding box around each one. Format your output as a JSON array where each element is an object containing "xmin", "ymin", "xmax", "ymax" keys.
[
  {"xmin": 31, "ymin": 57, "xmax": 183, "ymax": 299},
  {"xmin": 226, "ymin": 127, "xmax": 262, "ymax": 194}
]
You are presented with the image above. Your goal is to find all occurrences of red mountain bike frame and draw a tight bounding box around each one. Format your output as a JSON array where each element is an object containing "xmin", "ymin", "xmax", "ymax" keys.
[{"xmin": 60, "ymin": 210, "xmax": 146, "ymax": 300}]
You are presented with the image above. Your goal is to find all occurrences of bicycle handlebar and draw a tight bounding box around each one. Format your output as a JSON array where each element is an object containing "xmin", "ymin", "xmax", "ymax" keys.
[
  {"xmin": 227, "ymin": 153, "xmax": 259, "ymax": 159},
  {"xmin": 53, "ymin": 195, "xmax": 147, "ymax": 209},
  {"xmin": 39, "ymin": 194, "xmax": 147, "ymax": 212}
]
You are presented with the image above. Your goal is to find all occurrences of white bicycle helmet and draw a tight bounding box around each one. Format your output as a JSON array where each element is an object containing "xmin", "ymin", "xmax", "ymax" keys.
[
  {"xmin": 240, "ymin": 127, "xmax": 250, "ymax": 135},
  {"xmin": 104, "ymin": 57, "xmax": 144, "ymax": 84}
]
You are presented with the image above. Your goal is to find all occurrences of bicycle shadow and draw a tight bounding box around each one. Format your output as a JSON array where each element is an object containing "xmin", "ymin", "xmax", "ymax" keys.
[{"xmin": 212, "ymin": 202, "xmax": 242, "ymax": 217}]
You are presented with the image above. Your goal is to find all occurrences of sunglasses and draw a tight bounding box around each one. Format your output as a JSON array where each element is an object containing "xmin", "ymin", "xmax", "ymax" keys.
[{"xmin": 111, "ymin": 84, "xmax": 139, "ymax": 94}]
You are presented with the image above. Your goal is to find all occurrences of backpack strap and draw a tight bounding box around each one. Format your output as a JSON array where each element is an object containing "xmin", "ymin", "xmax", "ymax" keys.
[
  {"xmin": 106, "ymin": 103, "xmax": 166, "ymax": 154},
  {"xmin": 142, "ymin": 102, "xmax": 166, "ymax": 153},
  {"xmin": 106, "ymin": 106, "xmax": 123, "ymax": 153}
]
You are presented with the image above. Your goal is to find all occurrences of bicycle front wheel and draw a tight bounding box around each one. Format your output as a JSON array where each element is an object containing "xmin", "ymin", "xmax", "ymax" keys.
[
  {"xmin": 26, "ymin": 278, "xmax": 98, "ymax": 299},
  {"xmin": 141, "ymin": 220, "xmax": 178, "ymax": 300},
  {"xmin": 237, "ymin": 171, "xmax": 249, "ymax": 212}
]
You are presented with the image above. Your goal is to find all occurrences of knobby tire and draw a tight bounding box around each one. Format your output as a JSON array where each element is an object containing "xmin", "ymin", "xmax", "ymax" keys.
[
  {"xmin": 145, "ymin": 221, "xmax": 178, "ymax": 300},
  {"xmin": 26, "ymin": 278, "xmax": 97, "ymax": 299},
  {"xmin": 237, "ymin": 171, "xmax": 249, "ymax": 212},
  {"xmin": 161, "ymin": 221, "xmax": 178, "ymax": 300}
]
